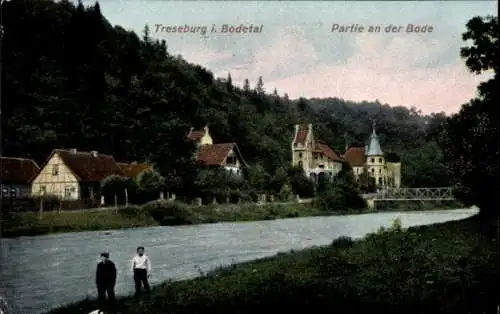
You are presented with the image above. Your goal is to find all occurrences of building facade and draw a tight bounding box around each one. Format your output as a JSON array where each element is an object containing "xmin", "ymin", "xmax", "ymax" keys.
[
  {"xmin": 187, "ymin": 126, "xmax": 248, "ymax": 177},
  {"xmin": 30, "ymin": 149, "xmax": 151, "ymax": 200},
  {"xmin": 343, "ymin": 123, "xmax": 401, "ymax": 189},
  {"xmin": 291, "ymin": 124, "xmax": 343, "ymax": 182},
  {"xmin": 0, "ymin": 157, "xmax": 40, "ymax": 198}
]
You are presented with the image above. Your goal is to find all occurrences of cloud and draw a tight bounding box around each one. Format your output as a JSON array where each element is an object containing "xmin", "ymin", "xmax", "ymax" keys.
[
  {"xmin": 167, "ymin": 25, "xmax": 489, "ymax": 115},
  {"xmin": 178, "ymin": 40, "xmax": 235, "ymax": 66},
  {"xmin": 223, "ymin": 30, "xmax": 489, "ymax": 114}
]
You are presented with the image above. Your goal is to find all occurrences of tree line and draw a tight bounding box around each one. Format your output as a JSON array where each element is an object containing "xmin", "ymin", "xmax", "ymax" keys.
[{"xmin": 3, "ymin": 0, "xmax": 457, "ymax": 204}]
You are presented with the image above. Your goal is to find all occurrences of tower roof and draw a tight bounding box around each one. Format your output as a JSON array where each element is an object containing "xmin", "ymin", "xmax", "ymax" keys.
[{"xmin": 366, "ymin": 121, "xmax": 383, "ymax": 156}]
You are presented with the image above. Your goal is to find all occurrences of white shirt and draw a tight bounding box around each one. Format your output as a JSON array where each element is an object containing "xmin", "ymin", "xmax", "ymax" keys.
[{"xmin": 131, "ymin": 254, "xmax": 152, "ymax": 273}]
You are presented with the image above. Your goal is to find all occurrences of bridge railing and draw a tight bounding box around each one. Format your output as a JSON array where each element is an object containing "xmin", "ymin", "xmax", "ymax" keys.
[{"xmin": 373, "ymin": 187, "xmax": 454, "ymax": 201}]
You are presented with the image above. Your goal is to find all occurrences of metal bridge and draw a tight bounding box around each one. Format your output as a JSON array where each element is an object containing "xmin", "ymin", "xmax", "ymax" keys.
[{"xmin": 366, "ymin": 187, "xmax": 455, "ymax": 201}]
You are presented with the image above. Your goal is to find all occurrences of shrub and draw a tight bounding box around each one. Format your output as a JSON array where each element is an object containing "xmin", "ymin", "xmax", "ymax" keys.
[
  {"xmin": 331, "ymin": 236, "xmax": 355, "ymax": 249},
  {"xmin": 142, "ymin": 200, "xmax": 198, "ymax": 225},
  {"xmin": 117, "ymin": 205, "xmax": 145, "ymax": 218}
]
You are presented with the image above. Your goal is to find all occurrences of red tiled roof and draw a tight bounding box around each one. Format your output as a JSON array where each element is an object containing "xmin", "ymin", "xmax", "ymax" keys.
[
  {"xmin": 1, "ymin": 157, "xmax": 40, "ymax": 185},
  {"xmin": 197, "ymin": 143, "xmax": 248, "ymax": 167},
  {"xmin": 187, "ymin": 129, "xmax": 205, "ymax": 142},
  {"xmin": 45, "ymin": 149, "xmax": 122, "ymax": 182},
  {"xmin": 197, "ymin": 143, "xmax": 235, "ymax": 166},
  {"xmin": 117, "ymin": 162, "xmax": 153, "ymax": 179},
  {"xmin": 294, "ymin": 125, "xmax": 309, "ymax": 147},
  {"xmin": 343, "ymin": 147, "xmax": 365, "ymax": 167},
  {"xmin": 315, "ymin": 143, "xmax": 342, "ymax": 162}
]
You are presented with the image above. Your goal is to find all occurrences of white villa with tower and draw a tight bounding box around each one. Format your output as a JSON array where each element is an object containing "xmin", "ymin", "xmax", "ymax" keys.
[{"xmin": 292, "ymin": 122, "xmax": 401, "ymax": 189}]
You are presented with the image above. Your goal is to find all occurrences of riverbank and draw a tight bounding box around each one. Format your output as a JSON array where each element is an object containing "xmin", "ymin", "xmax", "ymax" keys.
[
  {"xmin": 2, "ymin": 200, "xmax": 464, "ymax": 238},
  {"xmin": 45, "ymin": 213, "xmax": 497, "ymax": 314}
]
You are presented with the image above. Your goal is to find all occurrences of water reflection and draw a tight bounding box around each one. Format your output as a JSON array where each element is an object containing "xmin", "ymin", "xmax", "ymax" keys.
[{"xmin": 0, "ymin": 208, "xmax": 478, "ymax": 314}]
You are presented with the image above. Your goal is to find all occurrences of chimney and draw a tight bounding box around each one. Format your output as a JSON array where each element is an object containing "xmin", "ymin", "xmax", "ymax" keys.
[
  {"xmin": 70, "ymin": 148, "xmax": 77, "ymax": 153},
  {"xmin": 91, "ymin": 151, "xmax": 98, "ymax": 157}
]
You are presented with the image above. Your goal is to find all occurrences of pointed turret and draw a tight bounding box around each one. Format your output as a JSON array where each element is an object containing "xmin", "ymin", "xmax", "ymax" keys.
[{"xmin": 366, "ymin": 120, "xmax": 383, "ymax": 156}]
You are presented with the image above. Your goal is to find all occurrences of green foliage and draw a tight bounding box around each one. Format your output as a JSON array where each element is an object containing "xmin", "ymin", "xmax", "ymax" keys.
[
  {"xmin": 244, "ymin": 164, "xmax": 269, "ymax": 192},
  {"xmin": 439, "ymin": 15, "xmax": 499, "ymax": 217},
  {"xmin": 315, "ymin": 169, "xmax": 366, "ymax": 211},
  {"xmin": 137, "ymin": 170, "xmax": 165, "ymax": 193},
  {"xmin": 142, "ymin": 200, "xmax": 197, "ymax": 225},
  {"xmin": 45, "ymin": 216, "xmax": 498, "ymax": 314},
  {"xmin": 100, "ymin": 175, "xmax": 136, "ymax": 204},
  {"xmin": 288, "ymin": 167, "xmax": 315, "ymax": 197},
  {"xmin": 194, "ymin": 168, "xmax": 243, "ymax": 203},
  {"xmin": 3, "ymin": 0, "xmax": 455, "ymax": 202}
]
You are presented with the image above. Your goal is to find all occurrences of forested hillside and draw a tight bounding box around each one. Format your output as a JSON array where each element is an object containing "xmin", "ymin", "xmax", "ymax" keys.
[{"xmin": 3, "ymin": 0, "xmax": 450, "ymax": 190}]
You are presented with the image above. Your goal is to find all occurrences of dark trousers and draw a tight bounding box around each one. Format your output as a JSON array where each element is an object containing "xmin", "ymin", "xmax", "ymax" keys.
[
  {"xmin": 97, "ymin": 284, "xmax": 116, "ymax": 313},
  {"xmin": 133, "ymin": 269, "xmax": 150, "ymax": 295}
]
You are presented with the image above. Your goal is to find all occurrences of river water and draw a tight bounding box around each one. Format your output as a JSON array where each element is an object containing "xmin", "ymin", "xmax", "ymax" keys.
[{"xmin": 0, "ymin": 208, "xmax": 478, "ymax": 314}]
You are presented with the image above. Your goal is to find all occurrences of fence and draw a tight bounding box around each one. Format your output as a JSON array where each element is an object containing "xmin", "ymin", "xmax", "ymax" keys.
[{"xmin": 1, "ymin": 197, "xmax": 101, "ymax": 213}]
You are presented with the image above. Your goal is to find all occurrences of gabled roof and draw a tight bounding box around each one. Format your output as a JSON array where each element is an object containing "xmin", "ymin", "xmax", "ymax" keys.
[
  {"xmin": 314, "ymin": 143, "xmax": 343, "ymax": 162},
  {"xmin": 344, "ymin": 146, "xmax": 365, "ymax": 167},
  {"xmin": 117, "ymin": 162, "xmax": 153, "ymax": 179},
  {"xmin": 293, "ymin": 125, "xmax": 309, "ymax": 147},
  {"xmin": 33, "ymin": 149, "xmax": 122, "ymax": 183},
  {"xmin": 197, "ymin": 143, "xmax": 248, "ymax": 167},
  {"xmin": 1, "ymin": 157, "xmax": 40, "ymax": 185},
  {"xmin": 187, "ymin": 128, "xmax": 205, "ymax": 142}
]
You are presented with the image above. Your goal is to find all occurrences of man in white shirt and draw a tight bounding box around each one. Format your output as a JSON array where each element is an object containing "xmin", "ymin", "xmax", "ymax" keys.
[{"xmin": 131, "ymin": 246, "xmax": 151, "ymax": 296}]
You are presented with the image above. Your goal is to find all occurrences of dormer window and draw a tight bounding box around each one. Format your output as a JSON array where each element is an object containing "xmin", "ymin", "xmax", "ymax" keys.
[{"xmin": 370, "ymin": 158, "xmax": 375, "ymax": 163}]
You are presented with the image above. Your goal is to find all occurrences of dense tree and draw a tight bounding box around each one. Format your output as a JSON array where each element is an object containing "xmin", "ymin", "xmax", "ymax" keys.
[
  {"xmin": 2, "ymin": 0, "xmax": 455, "ymax": 202},
  {"xmin": 440, "ymin": 15, "xmax": 498, "ymax": 217},
  {"xmin": 137, "ymin": 170, "xmax": 165, "ymax": 202}
]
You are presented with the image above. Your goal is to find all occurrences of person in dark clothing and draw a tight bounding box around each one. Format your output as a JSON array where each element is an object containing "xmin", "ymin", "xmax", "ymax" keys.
[{"xmin": 95, "ymin": 252, "xmax": 117, "ymax": 313}]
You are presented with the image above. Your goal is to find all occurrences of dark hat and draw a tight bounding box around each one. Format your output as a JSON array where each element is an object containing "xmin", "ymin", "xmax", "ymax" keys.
[{"xmin": 100, "ymin": 252, "xmax": 110, "ymax": 258}]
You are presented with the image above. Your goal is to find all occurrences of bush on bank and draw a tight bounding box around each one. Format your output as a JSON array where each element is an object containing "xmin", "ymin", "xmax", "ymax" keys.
[{"xmin": 46, "ymin": 215, "xmax": 498, "ymax": 314}]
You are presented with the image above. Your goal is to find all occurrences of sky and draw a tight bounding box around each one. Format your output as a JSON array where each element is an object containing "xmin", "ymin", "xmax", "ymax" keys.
[{"xmin": 83, "ymin": 0, "xmax": 496, "ymax": 115}]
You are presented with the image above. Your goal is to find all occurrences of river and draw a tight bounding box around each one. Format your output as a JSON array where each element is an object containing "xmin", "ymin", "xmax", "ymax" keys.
[{"xmin": 0, "ymin": 208, "xmax": 478, "ymax": 314}]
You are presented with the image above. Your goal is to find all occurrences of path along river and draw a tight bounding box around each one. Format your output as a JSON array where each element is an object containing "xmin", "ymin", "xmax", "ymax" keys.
[{"xmin": 0, "ymin": 208, "xmax": 478, "ymax": 314}]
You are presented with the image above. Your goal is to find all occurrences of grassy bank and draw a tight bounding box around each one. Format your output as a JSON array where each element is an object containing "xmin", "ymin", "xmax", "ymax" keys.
[
  {"xmin": 45, "ymin": 214, "xmax": 498, "ymax": 314},
  {"xmin": 2, "ymin": 199, "xmax": 465, "ymax": 238}
]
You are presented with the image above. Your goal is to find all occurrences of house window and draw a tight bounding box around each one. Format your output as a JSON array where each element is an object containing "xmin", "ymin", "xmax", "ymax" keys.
[
  {"xmin": 226, "ymin": 156, "xmax": 237, "ymax": 165},
  {"xmin": 40, "ymin": 186, "xmax": 47, "ymax": 195},
  {"xmin": 298, "ymin": 161, "xmax": 303, "ymax": 167},
  {"xmin": 52, "ymin": 164, "xmax": 59, "ymax": 176},
  {"xmin": 379, "ymin": 158, "xmax": 382, "ymax": 163},
  {"xmin": 64, "ymin": 186, "xmax": 74, "ymax": 198},
  {"xmin": 371, "ymin": 168, "xmax": 374, "ymax": 173},
  {"xmin": 378, "ymin": 177, "xmax": 383, "ymax": 185},
  {"xmin": 370, "ymin": 158, "xmax": 374, "ymax": 163},
  {"xmin": 379, "ymin": 168, "xmax": 382, "ymax": 174},
  {"xmin": 10, "ymin": 188, "xmax": 17, "ymax": 198},
  {"xmin": 2, "ymin": 188, "xmax": 8, "ymax": 198},
  {"xmin": 299, "ymin": 153, "xmax": 303, "ymax": 158}
]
